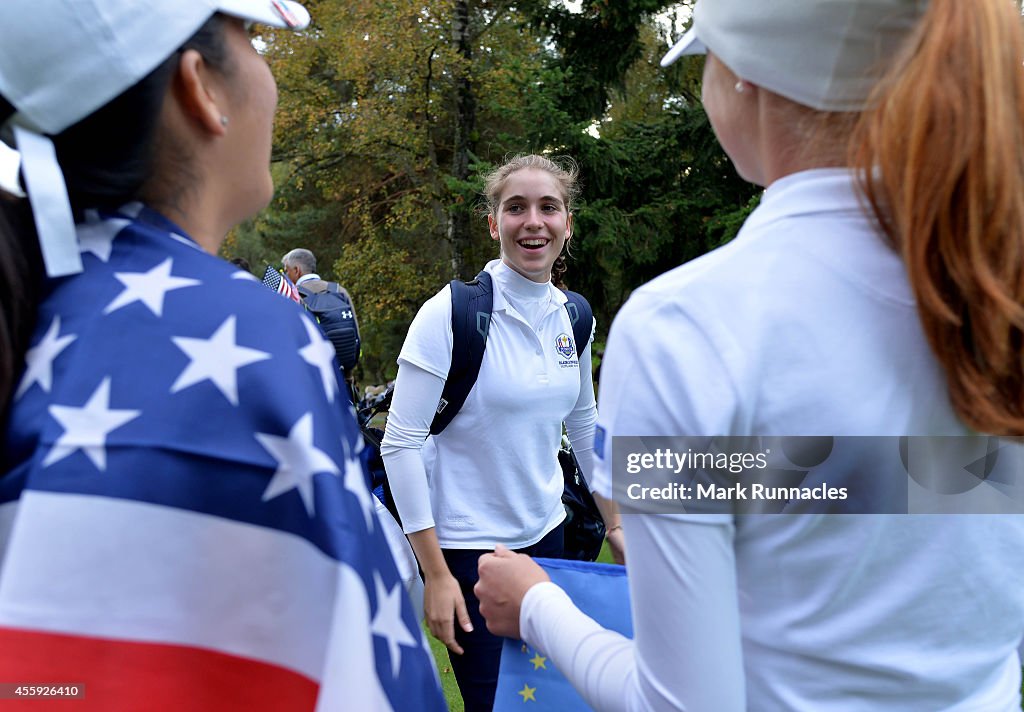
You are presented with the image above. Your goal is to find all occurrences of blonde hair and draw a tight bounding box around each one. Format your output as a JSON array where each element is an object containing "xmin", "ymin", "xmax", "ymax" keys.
[
  {"xmin": 850, "ymin": 0, "xmax": 1024, "ymax": 434},
  {"xmin": 482, "ymin": 154, "xmax": 581, "ymax": 285},
  {"xmin": 482, "ymin": 154, "xmax": 581, "ymax": 217}
]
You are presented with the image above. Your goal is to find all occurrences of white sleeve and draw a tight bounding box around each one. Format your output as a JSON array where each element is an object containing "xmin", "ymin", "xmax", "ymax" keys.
[
  {"xmin": 564, "ymin": 322, "xmax": 598, "ymax": 487},
  {"xmin": 520, "ymin": 515, "xmax": 744, "ymax": 712},
  {"xmin": 396, "ymin": 286, "xmax": 453, "ymax": 379},
  {"xmin": 379, "ymin": 361, "xmax": 446, "ymax": 534},
  {"xmin": 522, "ymin": 292, "xmax": 745, "ymax": 711}
]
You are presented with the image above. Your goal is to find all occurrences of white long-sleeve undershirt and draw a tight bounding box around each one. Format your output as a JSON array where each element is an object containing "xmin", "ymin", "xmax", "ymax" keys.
[
  {"xmin": 518, "ymin": 515, "xmax": 745, "ymax": 712},
  {"xmin": 380, "ymin": 336, "xmax": 597, "ymax": 535}
]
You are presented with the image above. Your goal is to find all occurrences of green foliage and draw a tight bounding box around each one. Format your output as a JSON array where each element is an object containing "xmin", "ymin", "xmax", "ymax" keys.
[
  {"xmin": 706, "ymin": 192, "xmax": 761, "ymax": 249},
  {"xmin": 333, "ymin": 232, "xmax": 444, "ymax": 383},
  {"xmin": 523, "ymin": 0, "xmax": 683, "ymax": 120},
  {"xmin": 248, "ymin": 0, "xmax": 760, "ymax": 372}
]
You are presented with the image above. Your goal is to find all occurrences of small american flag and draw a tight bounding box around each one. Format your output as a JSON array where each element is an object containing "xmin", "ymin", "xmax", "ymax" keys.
[{"xmin": 262, "ymin": 265, "xmax": 302, "ymax": 303}]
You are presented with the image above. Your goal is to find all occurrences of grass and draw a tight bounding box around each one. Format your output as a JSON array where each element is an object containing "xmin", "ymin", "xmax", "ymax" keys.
[
  {"xmin": 427, "ymin": 541, "xmax": 617, "ymax": 711},
  {"xmin": 427, "ymin": 626, "xmax": 463, "ymax": 712}
]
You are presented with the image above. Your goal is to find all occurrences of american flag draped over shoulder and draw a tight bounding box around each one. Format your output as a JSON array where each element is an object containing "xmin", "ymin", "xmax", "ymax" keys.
[
  {"xmin": 263, "ymin": 264, "xmax": 302, "ymax": 303},
  {"xmin": 0, "ymin": 204, "xmax": 444, "ymax": 711}
]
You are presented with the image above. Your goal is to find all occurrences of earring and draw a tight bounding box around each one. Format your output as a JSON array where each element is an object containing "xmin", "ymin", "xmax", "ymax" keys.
[
  {"xmin": 220, "ymin": 116, "xmax": 230, "ymax": 126},
  {"xmin": 734, "ymin": 81, "xmax": 747, "ymax": 94}
]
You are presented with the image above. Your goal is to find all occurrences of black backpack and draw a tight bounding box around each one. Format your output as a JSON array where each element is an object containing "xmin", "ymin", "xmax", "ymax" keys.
[
  {"xmin": 298, "ymin": 281, "xmax": 361, "ymax": 373},
  {"xmin": 368, "ymin": 269, "xmax": 605, "ymax": 562}
]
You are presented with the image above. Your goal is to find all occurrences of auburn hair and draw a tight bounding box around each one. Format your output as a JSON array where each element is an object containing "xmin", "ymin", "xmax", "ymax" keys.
[{"xmin": 850, "ymin": 0, "xmax": 1024, "ymax": 434}]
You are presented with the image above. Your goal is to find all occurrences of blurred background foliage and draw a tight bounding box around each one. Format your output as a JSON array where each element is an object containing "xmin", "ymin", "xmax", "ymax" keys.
[{"xmin": 221, "ymin": 0, "xmax": 760, "ymax": 382}]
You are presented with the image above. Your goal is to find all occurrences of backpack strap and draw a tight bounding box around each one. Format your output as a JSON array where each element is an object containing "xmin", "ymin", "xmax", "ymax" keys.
[
  {"xmin": 428, "ymin": 273, "xmax": 591, "ymax": 435},
  {"xmin": 429, "ymin": 270, "xmax": 493, "ymax": 435},
  {"xmin": 562, "ymin": 290, "xmax": 593, "ymax": 359},
  {"xmin": 296, "ymin": 279, "xmax": 329, "ymax": 297}
]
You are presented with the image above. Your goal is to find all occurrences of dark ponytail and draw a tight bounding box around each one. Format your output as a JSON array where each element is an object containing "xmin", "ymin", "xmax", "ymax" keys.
[
  {"xmin": 0, "ymin": 14, "xmax": 231, "ymax": 416},
  {"xmin": 0, "ymin": 194, "xmax": 42, "ymax": 415},
  {"xmin": 0, "ymin": 91, "xmax": 41, "ymax": 414}
]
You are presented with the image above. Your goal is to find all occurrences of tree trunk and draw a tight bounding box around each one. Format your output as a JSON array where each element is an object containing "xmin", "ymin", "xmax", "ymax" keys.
[{"xmin": 449, "ymin": 0, "xmax": 477, "ymax": 279}]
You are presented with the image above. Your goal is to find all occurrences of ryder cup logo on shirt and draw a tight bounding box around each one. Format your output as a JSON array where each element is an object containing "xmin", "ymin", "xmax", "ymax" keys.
[{"xmin": 555, "ymin": 333, "xmax": 575, "ymax": 359}]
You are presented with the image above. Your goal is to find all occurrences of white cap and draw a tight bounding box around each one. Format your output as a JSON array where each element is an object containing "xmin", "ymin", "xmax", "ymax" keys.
[
  {"xmin": 0, "ymin": 0, "xmax": 309, "ymax": 136},
  {"xmin": 661, "ymin": 0, "xmax": 928, "ymax": 112},
  {"xmin": 0, "ymin": 0, "xmax": 310, "ymax": 277}
]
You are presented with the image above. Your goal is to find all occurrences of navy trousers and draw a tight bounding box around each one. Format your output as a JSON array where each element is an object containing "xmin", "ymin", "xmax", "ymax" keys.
[{"xmin": 442, "ymin": 523, "xmax": 564, "ymax": 712}]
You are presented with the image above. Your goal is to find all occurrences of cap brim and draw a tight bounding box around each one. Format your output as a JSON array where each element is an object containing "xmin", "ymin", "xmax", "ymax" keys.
[
  {"xmin": 216, "ymin": 0, "xmax": 310, "ymax": 30},
  {"xmin": 660, "ymin": 27, "xmax": 706, "ymax": 67}
]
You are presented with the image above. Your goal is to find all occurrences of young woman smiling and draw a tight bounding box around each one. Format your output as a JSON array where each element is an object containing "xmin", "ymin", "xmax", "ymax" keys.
[{"xmin": 381, "ymin": 154, "xmax": 620, "ymax": 711}]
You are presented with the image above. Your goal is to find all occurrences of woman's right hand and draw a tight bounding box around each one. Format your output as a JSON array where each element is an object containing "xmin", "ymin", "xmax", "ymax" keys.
[
  {"xmin": 423, "ymin": 571, "xmax": 472, "ymax": 655},
  {"xmin": 605, "ymin": 525, "xmax": 626, "ymax": 565}
]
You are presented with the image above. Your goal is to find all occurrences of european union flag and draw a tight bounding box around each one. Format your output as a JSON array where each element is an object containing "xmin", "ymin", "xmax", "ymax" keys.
[{"xmin": 493, "ymin": 558, "xmax": 632, "ymax": 711}]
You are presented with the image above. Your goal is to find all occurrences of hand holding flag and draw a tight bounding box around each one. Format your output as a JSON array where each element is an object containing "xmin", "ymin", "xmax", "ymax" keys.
[
  {"xmin": 488, "ymin": 558, "xmax": 632, "ymax": 712},
  {"xmin": 476, "ymin": 544, "xmax": 552, "ymax": 639},
  {"xmin": 262, "ymin": 264, "xmax": 302, "ymax": 303}
]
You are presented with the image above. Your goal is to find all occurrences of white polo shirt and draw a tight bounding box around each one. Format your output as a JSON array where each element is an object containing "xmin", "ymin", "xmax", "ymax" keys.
[
  {"xmin": 520, "ymin": 169, "xmax": 1024, "ymax": 711},
  {"xmin": 381, "ymin": 259, "xmax": 597, "ymax": 549}
]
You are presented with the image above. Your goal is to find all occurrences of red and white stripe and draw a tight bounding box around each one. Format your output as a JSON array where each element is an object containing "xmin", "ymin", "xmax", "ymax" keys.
[
  {"xmin": 278, "ymin": 278, "xmax": 302, "ymax": 303},
  {"xmin": 0, "ymin": 492, "xmax": 392, "ymax": 710}
]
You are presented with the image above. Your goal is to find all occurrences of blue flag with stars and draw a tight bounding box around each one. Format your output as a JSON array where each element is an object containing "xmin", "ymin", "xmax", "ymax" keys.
[
  {"xmin": 0, "ymin": 204, "xmax": 445, "ymax": 711},
  {"xmin": 493, "ymin": 558, "xmax": 632, "ymax": 711}
]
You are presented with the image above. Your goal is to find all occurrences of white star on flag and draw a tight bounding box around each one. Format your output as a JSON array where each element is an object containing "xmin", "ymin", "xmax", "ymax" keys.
[
  {"xmin": 256, "ymin": 412, "xmax": 339, "ymax": 516},
  {"xmin": 371, "ymin": 573, "xmax": 418, "ymax": 678},
  {"xmin": 42, "ymin": 377, "xmax": 142, "ymax": 471},
  {"xmin": 118, "ymin": 201, "xmax": 144, "ymax": 218},
  {"xmin": 78, "ymin": 211, "xmax": 130, "ymax": 262},
  {"xmin": 343, "ymin": 449, "xmax": 375, "ymax": 531},
  {"xmin": 104, "ymin": 257, "xmax": 200, "ymax": 317},
  {"xmin": 168, "ymin": 232, "xmax": 203, "ymax": 251},
  {"xmin": 171, "ymin": 315, "xmax": 271, "ymax": 406},
  {"xmin": 299, "ymin": 315, "xmax": 339, "ymax": 402},
  {"xmin": 15, "ymin": 315, "xmax": 76, "ymax": 400}
]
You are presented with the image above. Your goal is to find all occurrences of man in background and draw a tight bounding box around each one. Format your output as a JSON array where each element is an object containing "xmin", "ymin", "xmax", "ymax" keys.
[{"xmin": 282, "ymin": 248, "xmax": 361, "ymax": 385}]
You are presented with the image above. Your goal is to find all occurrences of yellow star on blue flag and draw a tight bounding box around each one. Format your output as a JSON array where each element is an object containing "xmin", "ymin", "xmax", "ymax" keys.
[
  {"xmin": 493, "ymin": 558, "xmax": 632, "ymax": 711},
  {"xmin": 518, "ymin": 684, "xmax": 536, "ymax": 702}
]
